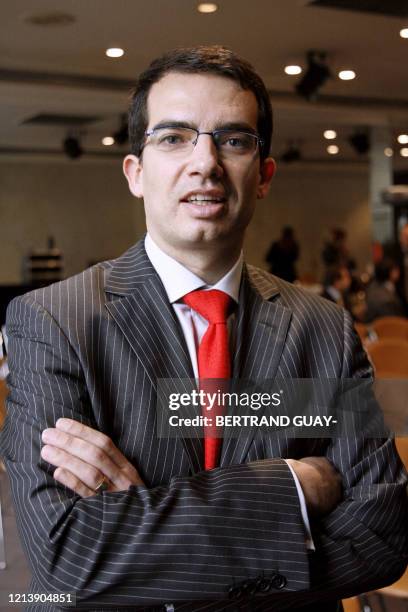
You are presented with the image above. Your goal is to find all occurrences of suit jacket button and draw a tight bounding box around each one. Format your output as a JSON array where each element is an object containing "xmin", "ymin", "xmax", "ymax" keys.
[
  {"xmin": 271, "ymin": 573, "xmax": 287, "ymax": 590},
  {"xmin": 257, "ymin": 577, "xmax": 271, "ymax": 593}
]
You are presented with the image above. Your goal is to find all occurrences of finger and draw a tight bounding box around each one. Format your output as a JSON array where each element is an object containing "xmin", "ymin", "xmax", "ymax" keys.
[
  {"xmin": 53, "ymin": 466, "xmax": 96, "ymax": 498},
  {"xmin": 55, "ymin": 418, "xmax": 129, "ymax": 469},
  {"xmin": 42, "ymin": 428, "xmax": 135, "ymax": 490},
  {"xmin": 41, "ymin": 444, "xmax": 113, "ymax": 492}
]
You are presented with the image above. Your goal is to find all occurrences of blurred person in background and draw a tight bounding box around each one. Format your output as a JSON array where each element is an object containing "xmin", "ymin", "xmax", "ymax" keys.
[
  {"xmin": 265, "ymin": 225, "xmax": 299, "ymax": 282},
  {"xmin": 321, "ymin": 265, "xmax": 352, "ymax": 308},
  {"xmin": 365, "ymin": 257, "xmax": 405, "ymax": 322},
  {"xmin": 384, "ymin": 222, "xmax": 408, "ymax": 315},
  {"xmin": 321, "ymin": 228, "xmax": 356, "ymax": 285}
]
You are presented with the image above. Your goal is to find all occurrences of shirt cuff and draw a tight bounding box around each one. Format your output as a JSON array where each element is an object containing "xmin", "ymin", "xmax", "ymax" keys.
[{"xmin": 284, "ymin": 459, "xmax": 315, "ymax": 551}]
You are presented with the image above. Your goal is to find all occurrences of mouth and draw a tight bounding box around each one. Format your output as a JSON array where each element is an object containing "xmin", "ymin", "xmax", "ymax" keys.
[{"xmin": 180, "ymin": 193, "xmax": 227, "ymax": 219}]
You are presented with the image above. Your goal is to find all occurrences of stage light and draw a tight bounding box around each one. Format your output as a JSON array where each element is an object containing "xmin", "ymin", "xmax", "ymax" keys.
[
  {"xmin": 349, "ymin": 131, "xmax": 370, "ymax": 155},
  {"xmin": 281, "ymin": 144, "xmax": 302, "ymax": 163},
  {"xmin": 295, "ymin": 51, "xmax": 331, "ymax": 101},
  {"xmin": 63, "ymin": 136, "xmax": 83, "ymax": 159},
  {"xmin": 113, "ymin": 115, "xmax": 129, "ymax": 145}
]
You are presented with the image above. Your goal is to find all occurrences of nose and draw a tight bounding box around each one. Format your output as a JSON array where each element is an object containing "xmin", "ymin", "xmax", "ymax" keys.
[{"xmin": 186, "ymin": 133, "xmax": 224, "ymax": 180}]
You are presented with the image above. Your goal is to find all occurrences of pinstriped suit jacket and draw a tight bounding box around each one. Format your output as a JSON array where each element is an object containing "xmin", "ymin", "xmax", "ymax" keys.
[{"xmin": 1, "ymin": 238, "xmax": 407, "ymax": 611}]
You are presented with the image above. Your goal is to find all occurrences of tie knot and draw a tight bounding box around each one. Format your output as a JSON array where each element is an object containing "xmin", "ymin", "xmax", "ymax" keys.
[{"xmin": 183, "ymin": 289, "xmax": 232, "ymax": 324}]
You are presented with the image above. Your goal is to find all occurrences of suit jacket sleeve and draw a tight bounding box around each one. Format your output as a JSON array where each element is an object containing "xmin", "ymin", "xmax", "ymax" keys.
[
  {"xmin": 0, "ymin": 294, "xmax": 310, "ymax": 608},
  {"xmin": 296, "ymin": 309, "xmax": 408, "ymax": 607}
]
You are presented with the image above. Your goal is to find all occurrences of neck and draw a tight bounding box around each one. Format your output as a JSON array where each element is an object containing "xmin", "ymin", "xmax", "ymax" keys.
[{"xmin": 149, "ymin": 234, "xmax": 242, "ymax": 284}]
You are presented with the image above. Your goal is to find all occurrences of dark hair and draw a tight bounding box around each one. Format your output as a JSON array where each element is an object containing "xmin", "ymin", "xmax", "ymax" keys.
[
  {"xmin": 128, "ymin": 45, "xmax": 273, "ymax": 160},
  {"xmin": 325, "ymin": 265, "xmax": 349, "ymax": 287},
  {"xmin": 374, "ymin": 258, "xmax": 398, "ymax": 283}
]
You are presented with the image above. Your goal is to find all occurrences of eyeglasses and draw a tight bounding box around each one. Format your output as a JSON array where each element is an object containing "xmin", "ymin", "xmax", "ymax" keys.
[{"xmin": 143, "ymin": 125, "xmax": 263, "ymax": 158}]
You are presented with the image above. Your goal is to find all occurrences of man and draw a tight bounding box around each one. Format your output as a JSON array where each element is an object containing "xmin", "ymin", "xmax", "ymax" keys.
[
  {"xmin": 265, "ymin": 226, "xmax": 299, "ymax": 283},
  {"xmin": 321, "ymin": 266, "xmax": 352, "ymax": 308},
  {"xmin": 365, "ymin": 258, "xmax": 405, "ymax": 322},
  {"xmin": 384, "ymin": 222, "xmax": 408, "ymax": 315},
  {"xmin": 1, "ymin": 46, "xmax": 407, "ymax": 611}
]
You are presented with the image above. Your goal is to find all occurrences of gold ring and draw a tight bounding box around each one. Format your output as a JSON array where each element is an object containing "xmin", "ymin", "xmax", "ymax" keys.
[{"xmin": 94, "ymin": 476, "xmax": 109, "ymax": 494}]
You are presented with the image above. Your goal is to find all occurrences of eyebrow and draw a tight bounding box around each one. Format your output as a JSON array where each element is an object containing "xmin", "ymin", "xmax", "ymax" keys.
[{"xmin": 149, "ymin": 120, "xmax": 258, "ymax": 134}]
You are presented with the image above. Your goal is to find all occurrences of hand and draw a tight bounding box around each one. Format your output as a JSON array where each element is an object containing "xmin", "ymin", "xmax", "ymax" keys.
[
  {"xmin": 41, "ymin": 418, "xmax": 144, "ymax": 497},
  {"xmin": 286, "ymin": 456, "xmax": 342, "ymax": 518}
]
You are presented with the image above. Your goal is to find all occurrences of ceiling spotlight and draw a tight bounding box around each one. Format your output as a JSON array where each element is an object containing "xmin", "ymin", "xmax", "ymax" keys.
[
  {"xmin": 384, "ymin": 147, "xmax": 393, "ymax": 157},
  {"xmin": 281, "ymin": 143, "xmax": 302, "ymax": 163},
  {"xmin": 197, "ymin": 2, "xmax": 218, "ymax": 13},
  {"xmin": 102, "ymin": 136, "xmax": 114, "ymax": 146},
  {"xmin": 400, "ymin": 148, "xmax": 408, "ymax": 157},
  {"xmin": 63, "ymin": 136, "xmax": 83, "ymax": 159},
  {"xmin": 295, "ymin": 51, "xmax": 331, "ymax": 101},
  {"xmin": 327, "ymin": 145, "xmax": 339, "ymax": 155},
  {"xmin": 400, "ymin": 28, "xmax": 408, "ymax": 38},
  {"xmin": 284, "ymin": 65, "xmax": 302, "ymax": 76},
  {"xmin": 106, "ymin": 47, "xmax": 124, "ymax": 58},
  {"xmin": 338, "ymin": 70, "xmax": 356, "ymax": 81},
  {"xmin": 324, "ymin": 130, "xmax": 337, "ymax": 140},
  {"xmin": 398, "ymin": 134, "xmax": 408, "ymax": 144},
  {"xmin": 349, "ymin": 131, "xmax": 370, "ymax": 155}
]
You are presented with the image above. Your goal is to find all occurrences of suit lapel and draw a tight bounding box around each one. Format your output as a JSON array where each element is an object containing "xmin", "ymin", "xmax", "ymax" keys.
[
  {"xmin": 221, "ymin": 266, "xmax": 292, "ymax": 467},
  {"xmin": 104, "ymin": 239, "xmax": 204, "ymax": 473}
]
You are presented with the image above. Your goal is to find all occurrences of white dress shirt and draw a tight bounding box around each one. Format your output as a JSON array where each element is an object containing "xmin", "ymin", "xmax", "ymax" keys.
[{"xmin": 144, "ymin": 233, "xmax": 313, "ymax": 548}]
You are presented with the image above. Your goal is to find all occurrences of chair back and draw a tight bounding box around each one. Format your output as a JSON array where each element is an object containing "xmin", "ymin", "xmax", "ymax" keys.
[
  {"xmin": 372, "ymin": 316, "xmax": 408, "ymax": 340},
  {"xmin": 366, "ymin": 339, "xmax": 408, "ymax": 377}
]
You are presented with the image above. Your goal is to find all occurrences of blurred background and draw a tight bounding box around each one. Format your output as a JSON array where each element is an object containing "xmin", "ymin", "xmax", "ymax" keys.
[{"xmin": 1, "ymin": 0, "xmax": 408, "ymax": 292}]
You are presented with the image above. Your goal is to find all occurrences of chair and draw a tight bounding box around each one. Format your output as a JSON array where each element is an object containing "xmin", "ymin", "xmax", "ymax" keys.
[
  {"xmin": 365, "ymin": 339, "xmax": 408, "ymax": 377},
  {"xmin": 342, "ymin": 596, "xmax": 362, "ymax": 611},
  {"xmin": 372, "ymin": 316, "xmax": 408, "ymax": 341}
]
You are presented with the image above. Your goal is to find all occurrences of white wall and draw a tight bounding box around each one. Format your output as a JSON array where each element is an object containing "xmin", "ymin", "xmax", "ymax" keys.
[
  {"xmin": 245, "ymin": 162, "xmax": 371, "ymax": 281},
  {"xmin": 0, "ymin": 157, "xmax": 146, "ymax": 284},
  {"xmin": 0, "ymin": 157, "xmax": 370, "ymax": 285}
]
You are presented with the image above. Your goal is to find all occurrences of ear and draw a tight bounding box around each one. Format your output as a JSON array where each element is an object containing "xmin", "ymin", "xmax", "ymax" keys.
[
  {"xmin": 123, "ymin": 154, "xmax": 144, "ymax": 198},
  {"xmin": 257, "ymin": 157, "xmax": 276, "ymax": 199}
]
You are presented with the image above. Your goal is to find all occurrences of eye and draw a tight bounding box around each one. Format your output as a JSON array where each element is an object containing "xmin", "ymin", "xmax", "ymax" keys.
[
  {"xmin": 217, "ymin": 132, "xmax": 254, "ymax": 150},
  {"xmin": 155, "ymin": 128, "xmax": 192, "ymax": 148}
]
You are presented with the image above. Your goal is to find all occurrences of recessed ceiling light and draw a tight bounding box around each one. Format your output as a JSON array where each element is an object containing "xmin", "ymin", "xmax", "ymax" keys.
[
  {"xmin": 106, "ymin": 47, "xmax": 124, "ymax": 58},
  {"xmin": 102, "ymin": 136, "xmax": 115, "ymax": 146},
  {"xmin": 324, "ymin": 130, "xmax": 337, "ymax": 140},
  {"xmin": 284, "ymin": 65, "xmax": 302, "ymax": 76},
  {"xmin": 197, "ymin": 2, "xmax": 218, "ymax": 13},
  {"xmin": 400, "ymin": 148, "xmax": 408, "ymax": 157},
  {"xmin": 384, "ymin": 147, "xmax": 394, "ymax": 157},
  {"xmin": 327, "ymin": 145, "xmax": 339, "ymax": 155},
  {"xmin": 397, "ymin": 134, "xmax": 408, "ymax": 144},
  {"xmin": 338, "ymin": 70, "xmax": 356, "ymax": 81},
  {"xmin": 400, "ymin": 28, "xmax": 408, "ymax": 38}
]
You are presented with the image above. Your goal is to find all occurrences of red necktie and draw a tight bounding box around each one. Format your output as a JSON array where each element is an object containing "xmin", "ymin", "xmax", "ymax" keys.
[{"xmin": 183, "ymin": 289, "xmax": 232, "ymax": 470}]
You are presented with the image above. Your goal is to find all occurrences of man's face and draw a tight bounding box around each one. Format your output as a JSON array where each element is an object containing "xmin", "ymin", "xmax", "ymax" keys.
[{"xmin": 124, "ymin": 72, "xmax": 275, "ymax": 258}]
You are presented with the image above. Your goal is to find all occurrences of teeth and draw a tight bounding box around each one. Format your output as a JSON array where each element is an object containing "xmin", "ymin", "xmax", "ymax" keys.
[{"xmin": 187, "ymin": 195, "xmax": 223, "ymax": 203}]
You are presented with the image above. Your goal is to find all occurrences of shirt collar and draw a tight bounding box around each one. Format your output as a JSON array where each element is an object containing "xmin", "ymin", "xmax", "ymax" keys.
[{"xmin": 145, "ymin": 233, "xmax": 243, "ymax": 304}]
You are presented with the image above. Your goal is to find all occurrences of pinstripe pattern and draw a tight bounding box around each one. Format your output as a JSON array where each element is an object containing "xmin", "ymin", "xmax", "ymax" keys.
[{"xmin": 0, "ymin": 238, "xmax": 407, "ymax": 611}]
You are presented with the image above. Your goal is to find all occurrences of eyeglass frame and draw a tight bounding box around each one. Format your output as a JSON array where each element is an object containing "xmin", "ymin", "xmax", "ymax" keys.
[{"xmin": 141, "ymin": 124, "xmax": 264, "ymax": 156}]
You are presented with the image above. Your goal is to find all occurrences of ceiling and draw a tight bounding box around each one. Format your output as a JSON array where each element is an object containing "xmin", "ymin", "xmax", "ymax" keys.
[{"xmin": 1, "ymin": 0, "xmax": 408, "ymax": 167}]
